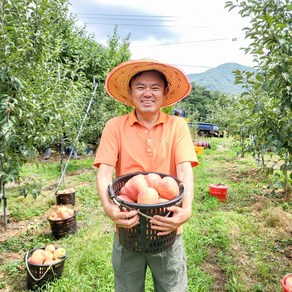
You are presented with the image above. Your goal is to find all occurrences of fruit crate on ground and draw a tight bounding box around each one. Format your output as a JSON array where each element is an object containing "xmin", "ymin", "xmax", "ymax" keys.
[
  {"xmin": 55, "ymin": 188, "xmax": 76, "ymax": 205},
  {"xmin": 209, "ymin": 183, "xmax": 228, "ymax": 202},
  {"xmin": 282, "ymin": 273, "xmax": 292, "ymax": 292},
  {"xmin": 48, "ymin": 211, "xmax": 77, "ymax": 239},
  {"xmin": 25, "ymin": 245, "xmax": 67, "ymax": 291}
]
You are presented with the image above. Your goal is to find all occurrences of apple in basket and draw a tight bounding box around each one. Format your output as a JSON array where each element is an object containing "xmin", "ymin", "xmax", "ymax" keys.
[
  {"xmin": 48, "ymin": 205, "xmax": 75, "ymax": 221},
  {"xmin": 56, "ymin": 187, "xmax": 75, "ymax": 195},
  {"xmin": 117, "ymin": 194, "xmax": 136, "ymax": 203},
  {"xmin": 123, "ymin": 174, "xmax": 148, "ymax": 202},
  {"xmin": 27, "ymin": 249, "xmax": 45, "ymax": 265},
  {"xmin": 144, "ymin": 173, "xmax": 161, "ymax": 191},
  {"xmin": 27, "ymin": 244, "xmax": 66, "ymax": 265},
  {"xmin": 157, "ymin": 176, "xmax": 179, "ymax": 200},
  {"xmin": 53, "ymin": 247, "xmax": 66, "ymax": 260},
  {"xmin": 44, "ymin": 244, "xmax": 55, "ymax": 253},
  {"xmin": 137, "ymin": 187, "xmax": 159, "ymax": 204}
]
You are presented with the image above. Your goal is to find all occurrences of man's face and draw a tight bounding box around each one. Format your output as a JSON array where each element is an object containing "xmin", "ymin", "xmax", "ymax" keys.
[{"xmin": 129, "ymin": 71, "xmax": 168, "ymax": 115}]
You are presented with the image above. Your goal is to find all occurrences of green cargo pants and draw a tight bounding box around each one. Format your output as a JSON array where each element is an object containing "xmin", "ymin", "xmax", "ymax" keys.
[{"xmin": 112, "ymin": 233, "xmax": 188, "ymax": 292}]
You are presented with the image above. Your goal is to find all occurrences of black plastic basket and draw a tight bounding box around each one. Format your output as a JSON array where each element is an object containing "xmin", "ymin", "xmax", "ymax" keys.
[
  {"xmin": 55, "ymin": 191, "xmax": 75, "ymax": 205},
  {"xmin": 48, "ymin": 212, "xmax": 77, "ymax": 239},
  {"xmin": 108, "ymin": 172, "xmax": 184, "ymax": 254},
  {"xmin": 25, "ymin": 246, "xmax": 67, "ymax": 291}
]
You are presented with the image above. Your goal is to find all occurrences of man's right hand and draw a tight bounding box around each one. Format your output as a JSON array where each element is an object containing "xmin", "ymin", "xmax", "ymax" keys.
[{"xmin": 104, "ymin": 203, "xmax": 139, "ymax": 229}]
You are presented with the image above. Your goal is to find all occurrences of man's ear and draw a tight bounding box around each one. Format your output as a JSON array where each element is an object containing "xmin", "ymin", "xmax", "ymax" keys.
[
  {"xmin": 164, "ymin": 86, "xmax": 169, "ymax": 96},
  {"xmin": 128, "ymin": 87, "xmax": 133, "ymax": 101}
]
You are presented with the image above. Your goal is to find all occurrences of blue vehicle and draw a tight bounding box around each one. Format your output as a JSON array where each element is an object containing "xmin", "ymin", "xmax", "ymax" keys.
[
  {"xmin": 187, "ymin": 121, "xmax": 220, "ymax": 137},
  {"xmin": 173, "ymin": 109, "xmax": 220, "ymax": 137},
  {"xmin": 196, "ymin": 122, "xmax": 219, "ymax": 137}
]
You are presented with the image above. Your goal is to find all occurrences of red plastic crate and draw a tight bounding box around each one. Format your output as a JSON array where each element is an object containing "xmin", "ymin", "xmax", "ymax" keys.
[
  {"xmin": 209, "ymin": 184, "xmax": 228, "ymax": 202},
  {"xmin": 282, "ymin": 273, "xmax": 292, "ymax": 292}
]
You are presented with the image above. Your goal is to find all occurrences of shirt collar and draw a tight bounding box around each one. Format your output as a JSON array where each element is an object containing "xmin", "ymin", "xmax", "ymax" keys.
[{"xmin": 129, "ymin": 110, "xmax": 168, "ymax": 126}]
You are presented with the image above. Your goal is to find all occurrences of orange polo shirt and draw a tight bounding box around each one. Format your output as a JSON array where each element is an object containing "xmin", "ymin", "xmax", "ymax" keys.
[{"xmin": 94, "ymin": 110, "xmax": 198, "ymax": 176}]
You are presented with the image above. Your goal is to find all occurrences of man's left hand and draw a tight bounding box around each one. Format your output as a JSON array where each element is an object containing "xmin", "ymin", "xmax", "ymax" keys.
[{"xmin": 149, "ymin": 205, "xmax": 192, "ymax": 236}]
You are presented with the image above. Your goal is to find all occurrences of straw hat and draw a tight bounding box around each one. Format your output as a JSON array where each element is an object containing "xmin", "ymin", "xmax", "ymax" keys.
[{"xmin": 105, "ymin": 58, "xmax": 192, "ymax": 107}]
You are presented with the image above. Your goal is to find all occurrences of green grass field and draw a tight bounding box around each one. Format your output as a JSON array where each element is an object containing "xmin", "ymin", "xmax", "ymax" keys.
[{"xmin": 0, "ymin": 137, "xmax": 291, "ymax": 291}]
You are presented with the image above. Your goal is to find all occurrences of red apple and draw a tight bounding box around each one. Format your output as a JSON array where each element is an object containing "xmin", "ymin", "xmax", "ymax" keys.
[{"xmin": 137, "ymin": 187, "xmax": 159, "ymax": 204}]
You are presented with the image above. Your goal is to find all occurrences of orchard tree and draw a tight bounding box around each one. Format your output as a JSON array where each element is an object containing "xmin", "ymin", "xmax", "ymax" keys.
[
  {"xmin": 177, "ymin": 83, "xmax": 221, "ymax": 123},
  {"xmin": 225, "ymin": 0, "xmax": 292, "ymax": 191},
  {"xmin": 0, "ymin": 1, "xmax": 122, "ymax": 194},
  {"xmin": 79, "ymin": 26, "xmax": 132, "ymax": 147},
  {"xmin": 0, "ymin": 0, "xmax": 76, "ymax": 185}
]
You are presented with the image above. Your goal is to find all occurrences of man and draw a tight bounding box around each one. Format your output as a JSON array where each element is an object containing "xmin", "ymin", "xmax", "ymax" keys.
[{"xmin": 94, "ymin": 59, "xmax": 198, "ymax": 292}]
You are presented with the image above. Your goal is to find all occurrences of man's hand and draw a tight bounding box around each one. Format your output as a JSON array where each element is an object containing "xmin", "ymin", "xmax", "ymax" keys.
[
  {"xmin": 149, "ymin": 205, "xmax": 192, "ymax": 236},
  {"xmin": 103, "ymin": 203, "xmax": 140, "ymax": 229}
]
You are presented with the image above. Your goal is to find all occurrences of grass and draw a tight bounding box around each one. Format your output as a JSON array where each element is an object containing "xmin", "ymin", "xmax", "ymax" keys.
[{"xmin": 0, "ymin": 137, "xmax": 291, "ymax": 291}]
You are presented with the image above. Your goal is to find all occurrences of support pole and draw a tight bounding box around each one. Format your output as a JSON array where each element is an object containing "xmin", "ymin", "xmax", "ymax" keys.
[{"xmin": 56, "ymin": 78, "xmax": 98, "ymax": 190}]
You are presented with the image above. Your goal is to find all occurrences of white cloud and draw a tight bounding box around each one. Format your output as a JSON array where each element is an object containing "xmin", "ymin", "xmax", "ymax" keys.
[{"xmin": 69, "ymin": 0, "xmax": 255, "ymax": 74}]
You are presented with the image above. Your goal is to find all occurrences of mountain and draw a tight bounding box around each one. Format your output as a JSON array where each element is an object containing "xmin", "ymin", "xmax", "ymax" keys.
[{"xmin": 188, "ymin": 63, "xmax": 256, "ymax": 95}]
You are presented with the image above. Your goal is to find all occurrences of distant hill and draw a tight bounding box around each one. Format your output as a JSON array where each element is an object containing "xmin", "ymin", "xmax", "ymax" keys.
[{"xmin": 188, "ymin": 63, "xmax": 256, "ymax": 95}]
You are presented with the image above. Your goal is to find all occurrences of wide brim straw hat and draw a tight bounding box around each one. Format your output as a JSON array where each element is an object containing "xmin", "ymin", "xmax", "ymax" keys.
[{"xmin": 105, "ymin": 58, "xmax": 192, "ymax": 107}]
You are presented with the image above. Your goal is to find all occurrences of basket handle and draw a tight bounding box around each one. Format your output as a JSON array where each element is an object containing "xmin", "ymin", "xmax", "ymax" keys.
[
  {"xmin": 112, "ymin": 196, "xmax": 154, "ymax": 220},
  {"xmin": 25, "ymin": 252, "xmax": 54, "ymax": 282},
  {"xmin": 107, "ymin": 183, "xmax": 115, "ymax": 200}
]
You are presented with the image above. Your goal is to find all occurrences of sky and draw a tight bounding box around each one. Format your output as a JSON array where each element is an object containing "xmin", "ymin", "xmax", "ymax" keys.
[{"xmin": 68, "ymin": 0, "xmax": 255, "ymax": 74}]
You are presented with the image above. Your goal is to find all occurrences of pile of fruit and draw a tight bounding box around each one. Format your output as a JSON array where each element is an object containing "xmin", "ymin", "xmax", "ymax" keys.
[
  {"xmin": 48, "ymin": 205, "xmax": 75, "ymax": 221},
  {"xmin": 27, "ymin": 244, "xmax": 66, "ymax": 266},
  {"xmin": 118, "ymin": 173, "xmax": 180, "ymax": 204},
  {"xmin": 56, "ymin": 187, "xmax": 75, "ymax": 195}
]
